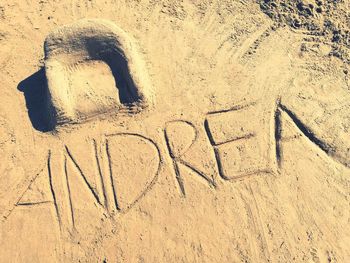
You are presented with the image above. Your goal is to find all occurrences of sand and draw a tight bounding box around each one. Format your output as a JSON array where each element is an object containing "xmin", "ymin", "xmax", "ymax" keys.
[{"xmin": 0, "ymin": 0, "xmax": 349, "ymax": 262}]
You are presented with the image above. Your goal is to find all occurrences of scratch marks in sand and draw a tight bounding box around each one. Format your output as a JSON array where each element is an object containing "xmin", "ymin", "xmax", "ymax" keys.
[
  {"xmin": 105, "ymin": 133, "xmax": 162, "ymax": 212},
  {"xmin": 5, "ymin": 99, "xmax": 348, "ymax": 234},
  {"xmin": 6, "ymin": 133, "xmax": 162, "ymax": 235},
  {"xmin": 163, "ymin": 100, "xmax": 277, "ymax": 197},
  {"xmin": 274, "ymin": 100, "xmax": 349, "ymax": 168},
  {"xmin": 205, "ymin": 100, "xmax": 277, "ymax": 180},
  {"xmin": 164, "ymin": 120, "xmax": 217, "ymax": 196},
  {"xmin": 165, "ymin": 99, "xmax": 349, "ymax": 197}
]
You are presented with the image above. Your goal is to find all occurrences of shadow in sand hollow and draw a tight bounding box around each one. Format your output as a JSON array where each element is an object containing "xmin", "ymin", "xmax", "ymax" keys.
[{"xmin": 17, "ymin": 68, "xmax": 54, "ymax": 132}]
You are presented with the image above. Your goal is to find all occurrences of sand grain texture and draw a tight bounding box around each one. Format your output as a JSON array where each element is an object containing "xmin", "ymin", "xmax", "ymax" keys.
[{"xmin": 0, "ymin": 0, "xmax": 349, "ymax": 262}]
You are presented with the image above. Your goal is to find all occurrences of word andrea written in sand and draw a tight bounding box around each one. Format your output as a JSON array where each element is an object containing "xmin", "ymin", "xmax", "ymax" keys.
[{"xmin": 12, "ymin": 101, "xmax": 338, "ymax": 232}]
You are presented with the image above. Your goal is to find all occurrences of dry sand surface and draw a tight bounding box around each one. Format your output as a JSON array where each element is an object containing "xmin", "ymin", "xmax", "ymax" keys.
[{"xmin": 0, "ymin": 0, "xmax": 350, "ymax": 262}]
